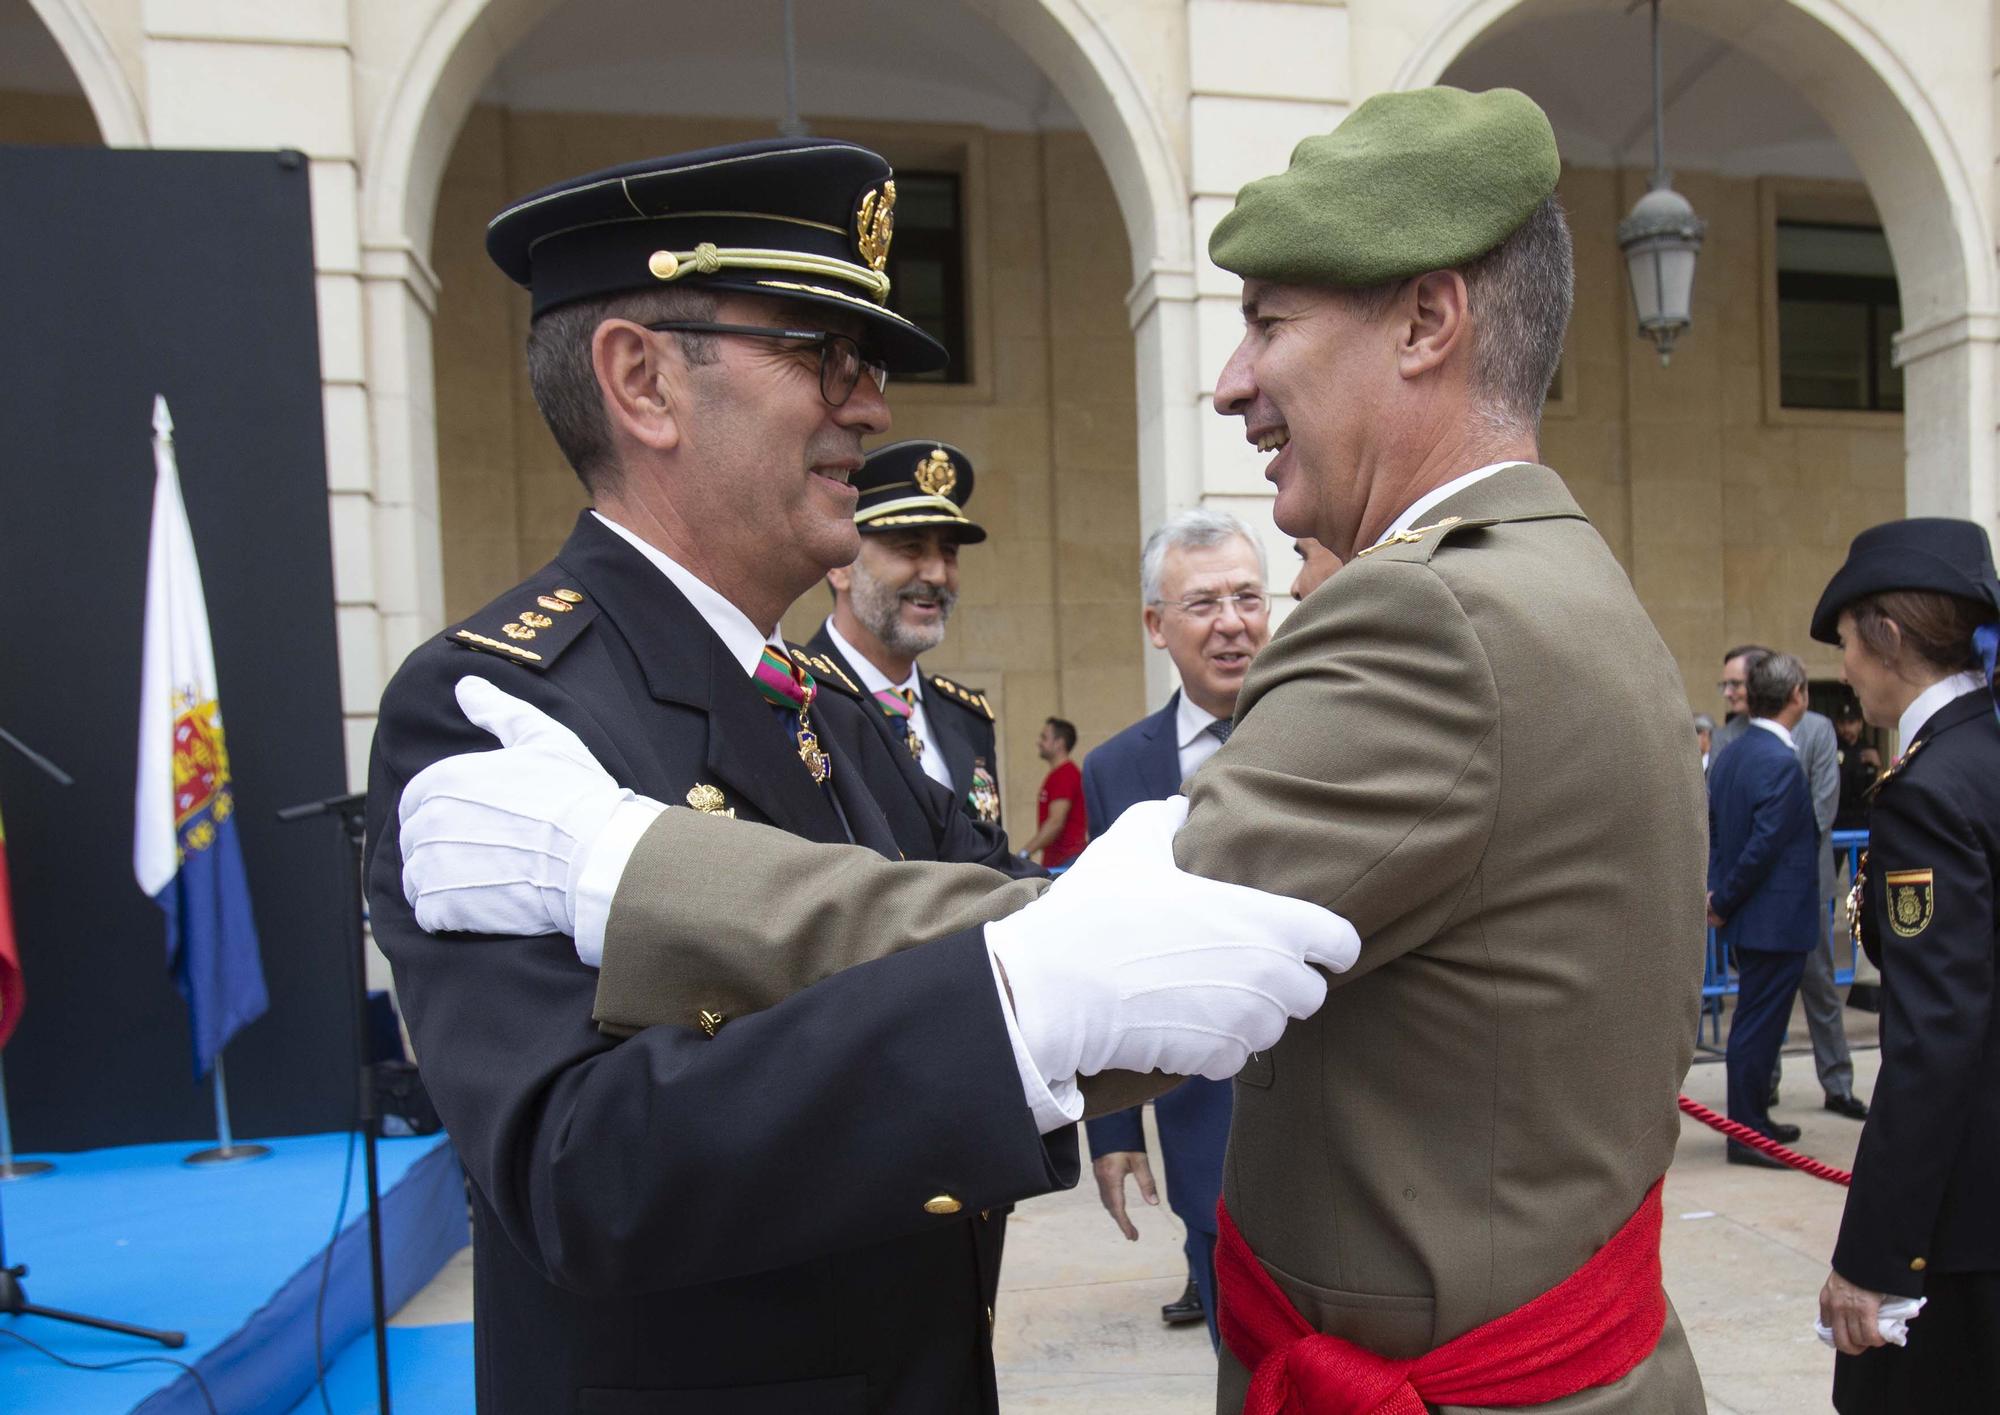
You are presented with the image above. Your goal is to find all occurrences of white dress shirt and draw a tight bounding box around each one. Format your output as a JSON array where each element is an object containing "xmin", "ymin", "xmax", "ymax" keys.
[
  {"xmin": 575, "ymin": 513, "xmax": 1077, "ymax": 1132},
  {"xmin": 1372, "ymin": 461, "xmax": 1527, "ymax": 546},
  {"xmin": 1751, "ymin": 716, "xmax": 1798, "ymax": 753},
  {"xmin": 1174, "ymin": 693, "xmax": 1227, "ymax": 784},
  {"xmin": 822, "ymin": 618, "xmax": 955, "ymax": 792},
  {"xmin": 1898, "ymin": 670, "xmax": 1986, "ymax": 748}
]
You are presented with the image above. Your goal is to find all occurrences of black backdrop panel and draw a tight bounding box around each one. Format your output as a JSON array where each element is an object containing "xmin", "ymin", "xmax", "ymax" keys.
[{"xmin": 0, "ymin": 147, "xmax": 352, "ymax": 1150}]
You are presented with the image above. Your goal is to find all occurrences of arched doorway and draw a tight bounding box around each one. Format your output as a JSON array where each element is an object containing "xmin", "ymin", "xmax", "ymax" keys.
[
  {"xmin": 361, "ymin": 0, "xmax": 1185, "ymax": 812},
  {"xmin": 0, "ymin": 0, "xmax": 126, "ymax": 146},
  {"xmin": 1395, "ymin": 0, "xmax": 1994, "ymax": 697}
]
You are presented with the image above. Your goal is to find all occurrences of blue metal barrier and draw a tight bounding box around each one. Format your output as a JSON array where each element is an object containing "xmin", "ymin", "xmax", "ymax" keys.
[{"xmin": 1697, "ymin": 828, "xmax": 1868, "ymax": 1053}]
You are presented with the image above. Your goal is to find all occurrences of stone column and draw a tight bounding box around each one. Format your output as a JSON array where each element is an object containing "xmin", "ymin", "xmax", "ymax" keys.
[{"xmin": 141, "ymin": 0, "xmax": 382, "ymax": 784}]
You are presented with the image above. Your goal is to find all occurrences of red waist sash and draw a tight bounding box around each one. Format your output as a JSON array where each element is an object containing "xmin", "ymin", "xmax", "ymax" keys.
[{"xmin": 1216, "ymin": 1180, "xmax": 1666, "ymax": 1414}]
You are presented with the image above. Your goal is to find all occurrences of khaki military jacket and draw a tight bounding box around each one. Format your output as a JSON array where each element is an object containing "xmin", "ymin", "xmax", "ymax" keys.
[{"xmin": 590, "ymin": 467, "xmax": 1710, "ymax": 1413}]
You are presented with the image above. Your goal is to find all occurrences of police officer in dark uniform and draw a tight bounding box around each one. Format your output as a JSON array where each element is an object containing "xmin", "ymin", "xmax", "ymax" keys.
[
  {"xmin": 809, "ymin": 440, "xmax": 1004, "ymax": 831},
  {"xmin": 364, "ymin": 139, "xmax": 1073, "ymax": 1415},
  {"xmin": 1809, "ymin": 517, "xmax": 2000, "ymax": 1413}
]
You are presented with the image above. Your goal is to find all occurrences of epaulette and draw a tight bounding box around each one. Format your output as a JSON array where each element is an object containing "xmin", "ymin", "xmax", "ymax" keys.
[
  {"xmin": 791, "ymin": 645, "xmax": 860, "ymax": 697},
  {"xmin": 447, "ymin": 581, "xmax": 598, "ymax": 672},
  {"xmin": 1351, "ymin": 509, "xmax": 1588, "ymax": 564},
  {"xmin": 929, "ymin": 673, "xmax": 994, "ymax": 721}
]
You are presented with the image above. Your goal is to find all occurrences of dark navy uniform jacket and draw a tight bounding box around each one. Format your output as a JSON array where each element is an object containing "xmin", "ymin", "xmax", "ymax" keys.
[
  {"xmin": 1835, "ymin": 686, "xmax": 2000, "ymax": 1297},
  {"xmin": 807, "ymin": 623, "xmax": 1001, "ymax": 831},
  {"xmin": 364, "ymin": 512, "xmax": 1076, "ymax": 1415},
  {"xmin": 1078, "ymin": 691, "xmax": 1231, "ymax": 1239}
]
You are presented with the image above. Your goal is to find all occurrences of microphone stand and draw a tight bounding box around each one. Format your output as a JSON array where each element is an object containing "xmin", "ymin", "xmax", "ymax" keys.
[
  {"xmin": 278, "ymin": 790, "xmax": 391, "ymax": 1415},
  {"xmin": 0, "ymin": 726, "xmax": 184, "ymax": 1346}
]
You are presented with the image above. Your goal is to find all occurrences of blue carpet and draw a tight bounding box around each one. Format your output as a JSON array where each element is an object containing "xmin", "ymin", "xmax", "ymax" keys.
[
  {"xmin": 1, "ymin": 1132, "xmax": 468, "ymax": 1414},
  {"xmin": 283, "ymin": 1323, "xmax": 473, "ymax": 1415}
]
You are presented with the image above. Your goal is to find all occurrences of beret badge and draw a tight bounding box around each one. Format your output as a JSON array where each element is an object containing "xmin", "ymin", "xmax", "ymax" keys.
[
  {"xmin": 856, "ymin": 181, "xmax": 897, "ymax": 275},
  {"xmin": 914, "ymin": 447, "xmax": 957, "ymax": 497}
]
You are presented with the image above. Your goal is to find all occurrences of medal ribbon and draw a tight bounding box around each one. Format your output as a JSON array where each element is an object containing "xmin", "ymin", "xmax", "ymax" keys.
[
  {"xmin": 873, "ymin": 688, "xmax": 925, "ymax": 762},
  {"xmin": 752, "ymin": 647, "xmax": 831, "ymax": 784}
]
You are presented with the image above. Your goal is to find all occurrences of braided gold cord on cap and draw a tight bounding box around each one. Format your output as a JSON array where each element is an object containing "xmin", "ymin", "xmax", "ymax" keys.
[{"xmin": 645, "ymin": 243, "xmax": 892, "ymax": 301}]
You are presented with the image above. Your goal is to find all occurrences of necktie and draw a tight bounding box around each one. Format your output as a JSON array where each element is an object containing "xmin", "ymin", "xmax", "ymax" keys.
[
  {"xmin": 873, "ymin": 688, "xmax": 925, "ymax": 763},
  {"xmin": 1205, "ymin": 718, "xmax": 1234, "ymax": 744},
  {"xmin": 752, "ymin": 647, "xmax": 831, "ymax": 784}
]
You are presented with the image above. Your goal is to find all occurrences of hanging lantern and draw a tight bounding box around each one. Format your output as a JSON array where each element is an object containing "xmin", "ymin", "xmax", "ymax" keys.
[{"xmin": 1617, "ymin": 0, "xmax": 1705, "ymax": 365}]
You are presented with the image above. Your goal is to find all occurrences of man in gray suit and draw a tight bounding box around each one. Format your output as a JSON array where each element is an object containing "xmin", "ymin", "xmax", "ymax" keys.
[{"xmin": 1782, "ymin": 701, "xmax": 1869, "ymax": 1120}]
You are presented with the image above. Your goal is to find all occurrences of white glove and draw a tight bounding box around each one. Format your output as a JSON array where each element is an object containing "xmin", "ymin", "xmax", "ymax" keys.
[
  {"xmin": 1815, "ymin": 1297, "xmax": 1924, "ymax": 1349},
  {"xmin": 400, "ymin": 676, "xmax": 649, "ymax": 938},
  {"xmin": 985, "ymin": 796, "xmax": 1359, "ymax": 1084}
]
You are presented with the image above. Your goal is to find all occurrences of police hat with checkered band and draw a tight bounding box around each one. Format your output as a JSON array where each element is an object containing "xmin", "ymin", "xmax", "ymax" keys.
[
  {"xmin": 485, "ymin": 138, "xmax": 947, "ymax": 375},
  {"xmin": 851, "ymin": 440, "xmax": 986, "ymax": 545}
]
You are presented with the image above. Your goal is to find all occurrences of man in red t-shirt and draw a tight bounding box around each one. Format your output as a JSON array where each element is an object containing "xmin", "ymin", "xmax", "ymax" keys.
[{"xmin": 1019, "ymin": 717, "xmax": 1087, "ymax": 869}]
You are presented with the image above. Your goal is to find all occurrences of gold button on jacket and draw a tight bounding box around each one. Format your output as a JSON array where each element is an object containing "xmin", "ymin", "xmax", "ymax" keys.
[{"xmin": 923, "ymin": 1194, "xmax": 963, "ymax": 1215}]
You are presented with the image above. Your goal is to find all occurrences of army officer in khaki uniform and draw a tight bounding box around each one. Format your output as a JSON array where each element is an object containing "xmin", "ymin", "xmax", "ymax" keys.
[{"xmin": 401, "ymin": 89, "xmax": 1709, "ymax": 1412}]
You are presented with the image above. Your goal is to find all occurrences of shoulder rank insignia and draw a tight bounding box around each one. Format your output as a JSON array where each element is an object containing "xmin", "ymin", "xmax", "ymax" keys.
[
  {"xmin": 790, "ymin": 646, "xmax": 859, "ymax": 697},
  {"xmin": 930, "ymin": 674, "xmax": 995, "ymax": 721},
  {"xmin": 1351, "ymin": 516, "xmax": 1465, "ymax": 561},
  {"xmin": 449, "ymin": 581, "xmax": 598, "ymax": 671}
]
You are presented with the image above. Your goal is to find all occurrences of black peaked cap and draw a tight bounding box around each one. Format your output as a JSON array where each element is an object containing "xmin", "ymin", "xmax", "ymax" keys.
[
  {"xmin": 485, "ymin": 138, "xmax": 947, "ymax": 375},
  {"xmin": 853, "ymin": 440, "xmax": 985, "ymax": 544}
]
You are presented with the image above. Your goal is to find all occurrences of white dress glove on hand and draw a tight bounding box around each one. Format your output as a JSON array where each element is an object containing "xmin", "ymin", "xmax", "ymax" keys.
[
  {"xmin": 400, "ymin": 675, "xmax": 647, "ymax": 938},
  {"xmin": 985, "ymin": 796, "xmax": 1360, "ymax": 1085}
]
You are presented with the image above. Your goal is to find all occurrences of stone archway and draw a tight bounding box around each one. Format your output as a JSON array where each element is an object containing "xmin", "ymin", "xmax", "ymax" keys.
[
  {"xmin": 357, "ymin": 0, "xmax": 1192, "ymax": 648},
  {"xmin": 21, "ymin": 0, "xmax": 144, "ymax": 145},
  {"xmin": 1398, "ymin": 0, "xmax": 1996, "ymax": 531}
]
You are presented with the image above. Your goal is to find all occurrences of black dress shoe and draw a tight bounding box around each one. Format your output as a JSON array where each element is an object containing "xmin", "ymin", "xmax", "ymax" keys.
[
  {"xmin": 1761, "ymin": 1122, "xmax": 1802, "ymax": 1144},
  {"xmin": 1161, "ymin": 1279, "xmax": 1204, "ymax": 1326},
  {"xmin": 1824, "ymin": 1093, "xmax": 1869, "ymax": 1120},
  {"xmin": 1727, "ymin": 1142, "xmax": 1789, "ymax": 1169}
]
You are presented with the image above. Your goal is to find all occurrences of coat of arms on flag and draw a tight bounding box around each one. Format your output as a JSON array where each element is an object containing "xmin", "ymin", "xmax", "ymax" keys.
[{"xmin": 133, "ymin": 396, "xmax": 268, "ymax": 1079}]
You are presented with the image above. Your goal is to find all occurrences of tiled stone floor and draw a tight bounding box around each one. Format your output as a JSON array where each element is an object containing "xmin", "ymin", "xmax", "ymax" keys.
[{"xmin": 399, "ymin": 995, "xmax": 1878, "ymax": 1413}]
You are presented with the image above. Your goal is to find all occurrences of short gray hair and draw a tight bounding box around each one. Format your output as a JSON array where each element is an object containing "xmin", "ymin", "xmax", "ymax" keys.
[
  {"xmin": 1332, "ymin": 195, "xmax": 1573, "ymax": 438},
  {"xmin": 1140, "ymin": 508, "xmax": 1266, "ymax": 604},
  {"xmin": 525, "ymin": 286, "xmax": 720, "ymax": 495},
  {"xmin": 1693, "ymin": 713, "xmax": 1716, "ymax": 733},
  {"xmin": 1747, "ymin": 652, "xmax": 1807, "ymax": 718}
]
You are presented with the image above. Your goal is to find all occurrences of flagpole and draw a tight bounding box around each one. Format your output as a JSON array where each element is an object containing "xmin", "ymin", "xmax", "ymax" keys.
[
  {"xmin": 184, "ymin": 1053, "xmax": 269, "ymax": 1166},
  {"xmin": 0, "ymin": 1059, "xmax": 52, "ymax": 1181}
]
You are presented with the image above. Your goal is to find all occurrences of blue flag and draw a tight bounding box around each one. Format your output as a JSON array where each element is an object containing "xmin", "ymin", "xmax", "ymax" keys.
[{"xmin": 133, "ymin": 396, "xmax": 269, "ymax": 1079}]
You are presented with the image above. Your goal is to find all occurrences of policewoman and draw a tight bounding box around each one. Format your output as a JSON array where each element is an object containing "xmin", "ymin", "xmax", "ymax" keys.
[{"xmin": 1809, "ymin": 518, "xmax": 2000, "ymax": 1412}]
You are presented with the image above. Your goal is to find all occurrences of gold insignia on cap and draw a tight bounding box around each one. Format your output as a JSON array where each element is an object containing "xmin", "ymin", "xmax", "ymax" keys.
[
  {"xmin": 685, "ymin": 783, "xmax": 731, "ymax": 816},
  {"xmin": 536, "ymin": 595, "xmax": 573, "ymax": 613},
  {"xmin": 501, "ymin": 622, "xmax": 536, "ymax": 641},
  {"xmin": 914, "ymin": 447, "xmax": 957, "ymax": 498},
  {"xmin": 520, "ymin": 611, "xmax": 554, "ymax": 630},
  {"xmin": 1885, "ymin": 869, "xmax": 1934, "ymax": 938},
  {"xmin": 697, "ymin": 1009, "xmax": 726, "ymax": 1038},
  {"xmin": 553, "ymin": 589, "xmax": 584, "ymax": 604},
  {"xmin": 856, "ymin": 181, "xmax": 897, "ymax": 273},
  {"xmin": 648, "ymin": 249, "xmax": 680, "ymax": 280}
]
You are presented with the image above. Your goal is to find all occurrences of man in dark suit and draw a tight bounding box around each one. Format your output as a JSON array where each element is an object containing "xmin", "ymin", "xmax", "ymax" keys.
[
  {"xmin": 809, "ymin": 441, "xmax": 1002, "ymax": 831},
  {"xmin": 1081, "ymin": 507, "xmax": 1271, "ymax": 1344},
  {"xmin": 1707, "ymin": 650, "xmax": 1822, "ymax": 1166}
]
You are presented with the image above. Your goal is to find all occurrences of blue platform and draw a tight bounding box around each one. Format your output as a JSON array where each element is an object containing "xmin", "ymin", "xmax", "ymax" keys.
[{"xmin": 1, "ymin": 1131, "xmax": 468, "ymax": 1414}]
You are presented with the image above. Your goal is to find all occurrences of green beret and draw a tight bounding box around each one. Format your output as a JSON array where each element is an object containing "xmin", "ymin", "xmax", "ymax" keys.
[{"xmin": 1209, "ymin": 86, "xmax": 1560, "ymax": 287}]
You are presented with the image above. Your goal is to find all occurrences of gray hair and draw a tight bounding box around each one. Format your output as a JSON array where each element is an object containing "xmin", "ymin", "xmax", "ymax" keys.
[
  {"xmin": 1693, "ymin": 713, "xmax": 1716, "ymax": 733},
  {"xmin": 1140, "ymin": 508, "xmax": 1266, "ymax": 604},
  {"xmin": 525, "ymin": 286, "xmax": 720, "ymax": 495},
  {"xmin": 1333, "ymin": 195, "xmax": 1573, "ymax": 439},
  {"xmin": 1747, "ymin": 652, "xmax": 1808, "ymax": 718}
]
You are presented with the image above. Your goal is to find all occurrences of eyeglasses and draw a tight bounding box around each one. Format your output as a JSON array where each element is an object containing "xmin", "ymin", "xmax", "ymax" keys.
[
  {"xmin": 1716, "ymin": 678, "xmax": 1747, "ymax": 693},
  {"xmin": 643, "ymin": 321, "xmax": 888, "ymax": 407},
  {"xmin": 1150, "ymin": 590, "xmax": 1269, "ymax": 622}
]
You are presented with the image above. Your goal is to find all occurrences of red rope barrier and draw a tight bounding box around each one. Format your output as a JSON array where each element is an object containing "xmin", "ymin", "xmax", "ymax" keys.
[{"xmin": 1677, "ymin": 1094, "xmax": 1852, "ymax": 1186}]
